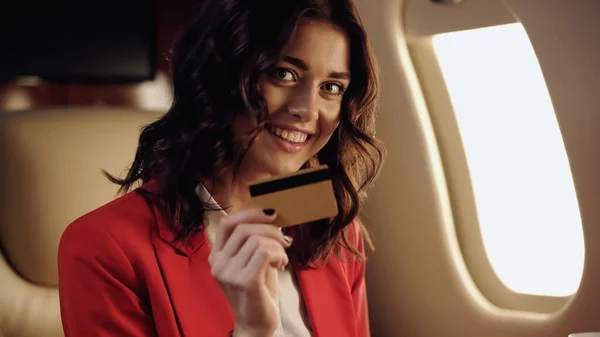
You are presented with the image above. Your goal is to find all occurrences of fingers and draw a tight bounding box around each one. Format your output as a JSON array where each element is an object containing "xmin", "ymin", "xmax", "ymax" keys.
[
  {"xmin": 208, "ymin": 208, "xmax": 293, "ymax": 288},
  {"xmin": 221, "ymin": 224, "xmax": 290, "ymax": 258},
  {"xmin": 239, "ymin": 235, "xmax": 288, "ymax": 270},
  {"xmin": 211, "ymin": 236, "xmax": 288, "ymax": 290},
  {"xmin": 242, "ymin": 238, "xmax": 288, "ymax": 285},
  {"xmin": 213, "ymin": 208, "xmax": 277, "ymax": 251}
]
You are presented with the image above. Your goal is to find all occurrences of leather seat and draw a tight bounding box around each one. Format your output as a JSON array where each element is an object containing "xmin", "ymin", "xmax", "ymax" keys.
[{"xmin": 0, "ymin": 107, "xmax": 163, "ymax": 337}]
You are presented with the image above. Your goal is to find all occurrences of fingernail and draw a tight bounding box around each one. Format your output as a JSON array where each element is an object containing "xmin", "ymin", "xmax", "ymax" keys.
[
  {"xmin": 263, "ymin": 208, "xmax": 275, "ymax": 216},
  {"xmin": 283, "ymin": 235, "xmax": 293, "ymax": 245},
  {"xmin": 283, "ymin": 254, "xmax": 289, "ymax": 267}
]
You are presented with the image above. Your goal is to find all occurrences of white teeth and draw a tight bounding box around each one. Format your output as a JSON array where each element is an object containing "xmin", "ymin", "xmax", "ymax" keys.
[{"xmin": 269, "ymin": 126, "xmax": 309, "ymax": 143}]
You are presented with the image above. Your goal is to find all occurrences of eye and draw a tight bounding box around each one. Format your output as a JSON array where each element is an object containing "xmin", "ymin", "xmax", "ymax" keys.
[
  {"xmin": 271, "ymin": 68, "xmax": 295, "ymax": 82},
  {"xmin": 322, "ymin": 82, "xmax": 345, "ymax": 95}
]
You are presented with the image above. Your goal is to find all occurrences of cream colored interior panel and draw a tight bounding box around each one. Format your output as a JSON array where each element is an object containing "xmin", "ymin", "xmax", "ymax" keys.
[
  {"xmin": 0, "ymin": 252, "xmax": 62, "ymax": 337},
  {"xmin": 0, "ymin": 107, "xmax": 162, "ymax": 287},
  {"xmin": 404, "ymin": 0, "xmax": 516, "ymax": 37},
  {"xmin": 0, "ymin": 107, "xmax": 163, "ymax": 337},
  {"xmin": 354, "ymin": 0, "xmax": 600, "ymax": 335}
]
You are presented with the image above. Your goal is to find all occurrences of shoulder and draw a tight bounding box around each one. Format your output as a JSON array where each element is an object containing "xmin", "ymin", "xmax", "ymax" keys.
[
  {"xmin": 58, "ymin": 187, "xmax": 156, "ymax": 265},
  {"xmin": 342, "ymin": 219, "xmax": 366, "ymax": 259},
  {"xmin": 346, "ymin": 219, "xmax": 365, "ymax": 251},
  {"xmin": 343, "ymin": 220, "xmax": 368, "ymax": 288},
  {"xmin": 329, "ymin": 220, "xmax": 367, "ymax": 278}
]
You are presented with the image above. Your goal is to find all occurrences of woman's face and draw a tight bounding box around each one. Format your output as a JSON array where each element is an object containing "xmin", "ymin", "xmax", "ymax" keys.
[{"xmin": 240, "ymin": 18, "xmax": 351, "ymax": 179}]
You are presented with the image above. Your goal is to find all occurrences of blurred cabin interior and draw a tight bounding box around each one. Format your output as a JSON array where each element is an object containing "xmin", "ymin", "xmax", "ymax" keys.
[{"xmin": 1, "ymin": 0, "xmax": 600, "ymax": 337}]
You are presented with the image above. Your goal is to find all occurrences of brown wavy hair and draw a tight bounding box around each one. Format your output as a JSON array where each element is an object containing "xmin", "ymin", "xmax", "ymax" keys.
[{"xmin": 106, "ymin": 0, "xmax": 385, "ymax": 267}]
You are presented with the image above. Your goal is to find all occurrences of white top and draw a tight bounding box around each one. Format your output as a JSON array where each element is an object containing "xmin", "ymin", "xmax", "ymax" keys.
[{"xmin": 197, "ymin": 185, "xmax": 312, "ymax": 337}]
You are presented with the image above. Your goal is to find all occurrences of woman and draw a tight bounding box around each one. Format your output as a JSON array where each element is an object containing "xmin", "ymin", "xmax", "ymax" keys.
[{"xmin": 57, "ymin": 0, "xmax": 384, "ymax": 336}]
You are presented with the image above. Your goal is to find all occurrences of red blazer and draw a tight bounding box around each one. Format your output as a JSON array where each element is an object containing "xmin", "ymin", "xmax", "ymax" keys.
[{"xmin": 57, "ymin": 181, "xmax": 370, "ymax": 337}]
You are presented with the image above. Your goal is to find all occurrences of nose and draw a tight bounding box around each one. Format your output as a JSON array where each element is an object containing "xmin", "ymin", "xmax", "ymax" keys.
[{"xmin": 287, "ymin": 84, "xmax": 319, "ymax": 122}]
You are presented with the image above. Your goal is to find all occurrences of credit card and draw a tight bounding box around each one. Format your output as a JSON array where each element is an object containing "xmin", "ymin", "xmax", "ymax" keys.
[{"xmin": 248, "ymin": 164, "xmax": 338, "ymax": 227}]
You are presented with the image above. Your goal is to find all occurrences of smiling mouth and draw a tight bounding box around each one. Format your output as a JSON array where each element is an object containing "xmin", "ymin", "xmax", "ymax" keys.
[{"xmin": 266, "ymin": 125, "xmax": 313, "ymax": 144}]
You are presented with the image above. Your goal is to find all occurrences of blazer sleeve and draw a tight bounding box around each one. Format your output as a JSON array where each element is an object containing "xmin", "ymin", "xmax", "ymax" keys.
[
  {"xmin": 57, "ymin": 220, "xmax": 155, "ymax": 337},
  {"xmin": 349, "ymin": 221, "xmax": 371, "ymax": 337}
]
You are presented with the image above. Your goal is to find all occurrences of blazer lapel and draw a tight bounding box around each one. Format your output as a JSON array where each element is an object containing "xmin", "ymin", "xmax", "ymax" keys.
[
  {"xmin": 148, "ymin": 192, "xmax": 234, "ymax": 337},
  {"xmin": 295, "ymin": 260, "xmax": 357, "ymax": 337}
]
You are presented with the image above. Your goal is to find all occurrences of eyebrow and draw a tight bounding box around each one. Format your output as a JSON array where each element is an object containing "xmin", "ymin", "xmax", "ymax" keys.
[{"xmin": 283, "ymin": 56, "xmax": 351, "ymax": 80}]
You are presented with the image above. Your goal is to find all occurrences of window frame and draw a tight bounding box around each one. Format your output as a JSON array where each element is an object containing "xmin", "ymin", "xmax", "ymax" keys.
[{"xmin": 406, "ymin": 27, "xmax": 579, "ymax": 313}]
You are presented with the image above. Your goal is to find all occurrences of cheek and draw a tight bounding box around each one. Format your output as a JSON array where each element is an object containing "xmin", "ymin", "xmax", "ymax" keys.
[
  {"xmin": 320, "ymin": 103, "xmax": 341, "ymax": 134},
  {"xmin": 316, "ymin": 113, "xmax": 340, "ymax": 143},
  {"xmin": 258, "ymin": 79, "xmax": 287, "ymax": 115}
]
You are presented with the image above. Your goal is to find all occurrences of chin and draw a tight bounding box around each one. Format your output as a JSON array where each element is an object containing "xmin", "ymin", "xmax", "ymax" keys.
[
  {"xmin": 267, "ymin": 162, "xmax": 303, "ymax": 177},
  {"xmin": 245, "ymin": 141, "xmax": 310, "ymax": 178},
  {"xmin": 254, "ymin": 155, "xmax": 304, "ymax": 176}
]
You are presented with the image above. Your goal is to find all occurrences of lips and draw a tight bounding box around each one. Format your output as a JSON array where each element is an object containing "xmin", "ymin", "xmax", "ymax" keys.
[{"xmin": 266, "ymin": 125, "xmax": 312, "ymax": 144}]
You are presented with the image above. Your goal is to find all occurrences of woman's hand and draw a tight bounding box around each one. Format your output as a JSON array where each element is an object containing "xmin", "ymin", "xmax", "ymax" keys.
[{"xmin": 208, "ymin": 208, "xmax": 292, "ymax": 337}]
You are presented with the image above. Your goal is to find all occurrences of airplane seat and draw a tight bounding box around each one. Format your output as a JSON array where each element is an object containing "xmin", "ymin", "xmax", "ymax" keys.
[{"xmin": 0, "ymin": 106, "xmax": 164, "ymax": 337}]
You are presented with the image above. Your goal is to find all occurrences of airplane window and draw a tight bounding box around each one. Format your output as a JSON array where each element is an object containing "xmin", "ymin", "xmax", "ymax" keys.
[{"xmin": 431, "ymin": 23, "xmax": 584, "ymax": 297}]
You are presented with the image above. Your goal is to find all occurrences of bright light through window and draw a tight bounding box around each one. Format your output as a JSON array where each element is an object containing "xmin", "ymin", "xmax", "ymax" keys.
[{"xmin": 432, "ymin": 23, "xmax": 585, "ymax": 297}]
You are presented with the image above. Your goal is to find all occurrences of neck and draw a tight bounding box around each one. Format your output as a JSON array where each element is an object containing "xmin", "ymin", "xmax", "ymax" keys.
[{"xmin": 204, "ymin": 167, "xmax": 271, "ymax": 213}]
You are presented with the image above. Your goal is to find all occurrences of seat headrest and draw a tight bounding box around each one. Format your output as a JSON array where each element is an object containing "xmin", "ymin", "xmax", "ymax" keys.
[{"xmin": 0, "ymin": 106, "xmax": 164, "ymax": 286}]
